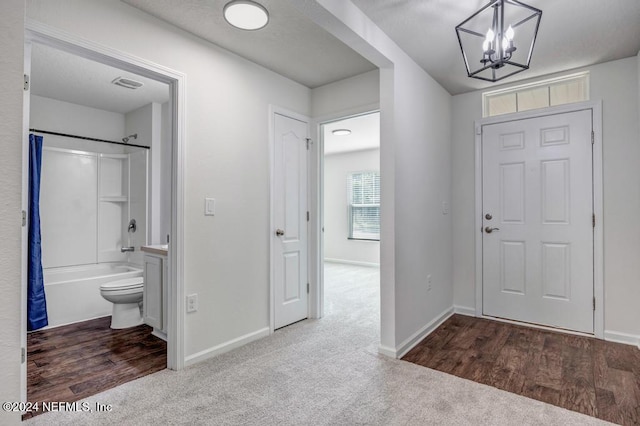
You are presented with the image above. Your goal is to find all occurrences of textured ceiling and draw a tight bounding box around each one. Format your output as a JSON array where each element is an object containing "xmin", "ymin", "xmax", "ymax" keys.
[
  {"xmin": 324, "ymin": 112, "xmax": 380, "ymax": 155},
  {"xmin": 31, "ymin": 0, "xmax": 640, "ymax": 111},
  {"xmin": 31, "ymin": 43, "xmax": 170, "ymax": 114},
  {"xmin": 122, "ymin": 0, "xmax": 377, "ymax": 89},
  {"xmin": 352, "ymin": 0, "xmax": 640, "ymax": 94}
]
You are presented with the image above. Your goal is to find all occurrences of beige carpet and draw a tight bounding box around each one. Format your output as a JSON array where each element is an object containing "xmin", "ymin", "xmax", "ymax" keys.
[{"xmin": 26, "ymin": 263, "xmax": 608, "ymax": 425}]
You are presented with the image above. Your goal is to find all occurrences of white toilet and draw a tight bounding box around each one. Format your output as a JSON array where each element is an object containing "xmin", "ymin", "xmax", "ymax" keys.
[{"xmin": 99, "ymin": 277, "xmax": 144, "ymax": 329}]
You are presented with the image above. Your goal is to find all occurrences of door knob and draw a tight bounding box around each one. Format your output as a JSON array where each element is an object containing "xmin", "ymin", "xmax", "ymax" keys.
[
  {"xmin": 484, "ymin": 226, "xmax": 500, "ymax": 234},
  {"xmin": 275, "ymin": 229, "xmax": 285, "ymax": 236}
]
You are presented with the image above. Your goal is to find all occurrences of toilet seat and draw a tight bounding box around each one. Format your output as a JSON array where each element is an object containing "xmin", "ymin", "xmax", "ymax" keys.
[{"xmin": 100, "ymin": 277, "xmax": 143, "ymax": 293}]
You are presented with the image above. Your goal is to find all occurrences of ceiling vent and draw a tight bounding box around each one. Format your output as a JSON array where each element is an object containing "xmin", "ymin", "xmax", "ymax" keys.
[{"xmin": 111, "ymin": 77, "xmax": 144, "ymax": 90}]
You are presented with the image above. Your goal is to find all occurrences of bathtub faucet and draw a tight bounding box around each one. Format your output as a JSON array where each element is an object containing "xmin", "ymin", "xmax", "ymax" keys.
[{"xmin": 121, "ymin": 246, "xmax": 135, "ymax": 253}]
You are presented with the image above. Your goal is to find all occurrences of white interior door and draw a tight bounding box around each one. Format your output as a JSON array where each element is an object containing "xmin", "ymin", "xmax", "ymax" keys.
[
  {"xmin": 273, "ymin": 112, "xmax": 308, "ymax": 329},
  {"xmin": 482, "ymin": 109, "xmax": 594, "ymax": 333}
]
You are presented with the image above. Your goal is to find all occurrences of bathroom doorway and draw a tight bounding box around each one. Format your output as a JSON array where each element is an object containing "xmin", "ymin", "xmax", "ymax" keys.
[{"xmin": 21, "ymin": 26, "xmax": 185, "ymax": 411}]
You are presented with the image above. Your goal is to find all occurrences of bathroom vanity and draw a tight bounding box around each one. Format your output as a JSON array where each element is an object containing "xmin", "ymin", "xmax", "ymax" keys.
[{"xmin": 141, "ymin": 245, "xmax": 168, "ymax": 340}]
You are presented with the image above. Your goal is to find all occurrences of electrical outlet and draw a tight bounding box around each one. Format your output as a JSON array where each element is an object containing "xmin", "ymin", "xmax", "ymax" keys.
[
  {"xmin": 427, "ymin": 274, "xmax": 432, "ymax": 292},
  {"xmin": 187, "ymin": 294, "xmax": 198, "ymax": 313}
]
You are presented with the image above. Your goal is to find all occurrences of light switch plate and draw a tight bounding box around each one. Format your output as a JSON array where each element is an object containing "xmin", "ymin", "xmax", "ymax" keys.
[{"xmin": 205, "ymin": 198, "xmax": 215, "ymax": 216}]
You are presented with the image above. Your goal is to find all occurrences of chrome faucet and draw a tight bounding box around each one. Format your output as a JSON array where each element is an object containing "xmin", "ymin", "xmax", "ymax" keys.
[{"xmin": 121, "ymin": 246, "xmax": 135, "ymax": 253}]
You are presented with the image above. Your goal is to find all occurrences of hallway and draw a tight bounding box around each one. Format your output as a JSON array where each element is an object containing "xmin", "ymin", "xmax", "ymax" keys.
[{"xmin": 26, "ymin": 263, "xmax": 602, "ymax": 425}]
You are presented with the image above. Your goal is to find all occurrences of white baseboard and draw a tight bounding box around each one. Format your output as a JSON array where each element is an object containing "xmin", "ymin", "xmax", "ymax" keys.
[
  {"xmin": 152, "ymin": 329, "xmax": 167, "ymax": 342},
  {"xmin": 377, "ymin": 345, "xmax": 397, "ymax": 358},
  {"xmin": 453, "ymin": 305, "xmax": 476, "ymax": 317},
  {"xmin": 324, "ymin": 258, "xmax": 379, "ymax": 268},
  {"xmin": 184, "ymin": 327, "xmax": 270, "ymax": 366},
  {"xmin": 392, "ymin": 307, "xmax": 454, "ymax": 359},
  {"xmin": 604, "ymin": 330, "xmax": 640, "ymax": 348}
]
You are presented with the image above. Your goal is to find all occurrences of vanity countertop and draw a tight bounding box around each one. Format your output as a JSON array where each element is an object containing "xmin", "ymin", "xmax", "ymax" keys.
[{"xmin": 141, "ymin": 245, "xmax": 169, "ymax": 256}]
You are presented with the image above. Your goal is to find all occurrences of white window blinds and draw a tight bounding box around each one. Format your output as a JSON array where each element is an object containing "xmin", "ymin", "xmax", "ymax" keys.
[{"xmin": 348, "ymin": 171, "xmax": 380, "ymax": 240}]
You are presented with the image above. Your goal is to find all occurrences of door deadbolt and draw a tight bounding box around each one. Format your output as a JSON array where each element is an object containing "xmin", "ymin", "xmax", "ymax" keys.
[
  {"xmin": 485, "ymin": 213, "xmax": 492, "ymax": 220},
  {"xmin": 275, "ymin": 229, "xmax": 285, "ymax": 236}
]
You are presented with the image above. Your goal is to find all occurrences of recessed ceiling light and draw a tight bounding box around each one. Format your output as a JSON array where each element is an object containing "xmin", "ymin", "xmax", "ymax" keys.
[
  {"xmin": 224, "ymin": 1, "xmax": 269, "ymax": 31},
  {"xmin": 332, "ymin": 129, "xmax": 351, "ymax": 136}
]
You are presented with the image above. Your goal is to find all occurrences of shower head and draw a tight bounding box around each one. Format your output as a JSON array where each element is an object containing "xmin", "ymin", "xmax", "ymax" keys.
[{"xmin": 122, "ymin": 133, "xmax": 138, "ymax": 143}]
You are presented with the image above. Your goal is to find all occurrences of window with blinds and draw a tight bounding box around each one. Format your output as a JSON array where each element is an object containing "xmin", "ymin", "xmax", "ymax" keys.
[{"xmin": 348, "ymin": 171, "xmax": 380, "ymax": 241}]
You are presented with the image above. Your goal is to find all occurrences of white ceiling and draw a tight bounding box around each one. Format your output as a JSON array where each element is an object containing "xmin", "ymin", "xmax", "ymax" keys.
[
  {"xmin": 324, "ymin": 112, "xmax": 379, "ymax": 156},
  {"xmin": 122, "ymin": 0, "xmax": 377, "ymax": 88},
  {"xmin": 32, "ymin": 0, "xmax": 640, "ymax": 111},
  {"xmin": 30, "ymin": 43, "xmax": 170, "ymax": 114},
  {"xmin": 120, "ymin": 0, "xmax": 640, "ymax": 95},
  {"xmin": 351, "ymin": 0, "xmax": 640, "ymax": 94}
]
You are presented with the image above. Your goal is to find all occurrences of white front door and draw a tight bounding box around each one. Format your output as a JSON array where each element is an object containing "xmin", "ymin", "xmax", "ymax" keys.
[
  {"xmin": 273, "ymin": 112, "xmax": 308, "ymax": 329},
  {"xmin": 482, "ymin": 109, "xmax": 594, "ymax": 333}
]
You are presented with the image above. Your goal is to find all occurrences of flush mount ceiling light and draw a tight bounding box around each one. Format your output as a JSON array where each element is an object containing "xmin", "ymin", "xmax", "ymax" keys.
[
  {"xmin": 455, "ymin": 0, "xmax": 542, "ymax": 82},
  {"xmin": 111, "ymin": 77, "xmax": 143, "ymax": 90},
  {"xmin": 223, "ymin": 0, "xmax": 269, "ymax": 31},
  {"xmin": 332, "ymin": 129, "xmax": 351, "ymax": 136}
]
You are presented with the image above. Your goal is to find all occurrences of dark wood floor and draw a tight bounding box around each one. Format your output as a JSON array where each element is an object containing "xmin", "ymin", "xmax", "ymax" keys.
[
  {"xmin": 25, "ymin": 316, "xmax": 166, "ymax": 419},
  {"xmin": 403, "ymin": 314, "xmax": 640, "ymax": 425}
]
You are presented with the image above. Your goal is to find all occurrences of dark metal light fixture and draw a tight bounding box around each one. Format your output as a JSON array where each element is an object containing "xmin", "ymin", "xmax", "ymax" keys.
[{"xmin": 456, "ymin": 0, "xmax": 542, "ymax": 82}]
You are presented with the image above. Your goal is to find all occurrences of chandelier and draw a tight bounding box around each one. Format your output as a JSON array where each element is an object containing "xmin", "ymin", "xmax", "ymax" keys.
[{"xmin": 455, "ymin": 0, "xmax": 542, "ymax": 82}]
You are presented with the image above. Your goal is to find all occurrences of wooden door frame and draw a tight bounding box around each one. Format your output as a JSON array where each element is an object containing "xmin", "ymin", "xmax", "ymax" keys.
[
  {"xmin": 474, "ymin": 101, "xmax": 604, "ymax": 338},
  {"xmin": 268, "ymin": 105, "xmax": 310, "ymax": 333},
  {"xmin": 22, "ymin": 20, "xmax": 187, "ymax": 400}
]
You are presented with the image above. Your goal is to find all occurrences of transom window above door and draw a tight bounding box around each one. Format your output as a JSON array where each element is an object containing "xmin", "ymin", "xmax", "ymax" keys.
[
  {"xmin": 483, "ymin": 72, "xmax": 589, "ymax": 117},
  {"xmin": 347, "ymin": 171, "xmax": 380, "ymax": 241}
]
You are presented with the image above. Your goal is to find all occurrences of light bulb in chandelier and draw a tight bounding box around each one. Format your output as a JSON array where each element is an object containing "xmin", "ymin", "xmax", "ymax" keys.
[
  {"xmin": 485, "ymin": 28, "xmax": 495, "ymax": 47},
  {"xmin": 505, "ymin": 25, "xmax": 515, "ymax": 41}
]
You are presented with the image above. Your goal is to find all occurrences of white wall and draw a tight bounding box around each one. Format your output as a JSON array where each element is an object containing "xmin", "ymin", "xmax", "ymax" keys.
[
  {"xmin": 125, "ymin": 102, "xmax": 164, "ymax": 249},
  {"xmin": 27, "ymin": 0, "xmax": 311, "ymax": 360},
  {"xmin": 31, "ymin": 95, "xmax": 125, "ymax": 148},
  {"xmin": 324, "ymin": 148, "xmax": 379, "ymax": 265},
  {"xmin": 0, "ymin": 0, "xmax": 25, "ymax": 422},
  {"xmin": 160, "ymin": 102, "xmax": 172, "ymax": 244},
  {"xmin": 297, "ymin": 0, "xmax": 453, "ymax": 356},
  {"xmin": 452, "ymin": 57, "xmax": 640, "ymax": 341},
  {"xmin": 311, "ymin": 69, "xmax": 379, "ymax": 117},
  {"xmin": 125, "ymin": 102, "xmax": 166, "ymax": 265}
]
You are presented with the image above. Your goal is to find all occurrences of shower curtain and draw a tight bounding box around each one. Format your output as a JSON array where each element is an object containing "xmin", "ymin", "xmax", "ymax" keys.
[{"xmin": 28, "ymin": 134, "xmax": 48, "ymax": 331}]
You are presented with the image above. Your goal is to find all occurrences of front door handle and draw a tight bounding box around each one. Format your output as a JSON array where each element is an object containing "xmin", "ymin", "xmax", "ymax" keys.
[
  {"xmin": 275, "ymin": 229, "xmax": 285, "ymax": 236},
  {"xmin": 484, "ymin": 226, "xmax": 500, "ymax": 234}
]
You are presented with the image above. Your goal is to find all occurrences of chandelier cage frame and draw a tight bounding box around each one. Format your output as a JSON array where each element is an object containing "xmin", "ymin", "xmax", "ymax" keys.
[{"xmin": 456, "ymin": 0, "xmax": 542, "ymax": 82}]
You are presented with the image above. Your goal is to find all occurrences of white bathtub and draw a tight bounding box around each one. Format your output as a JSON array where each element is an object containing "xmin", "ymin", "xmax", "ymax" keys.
[{"xmin": 43, "ymin": 263, "xmax": 143, "ymax": 328}]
